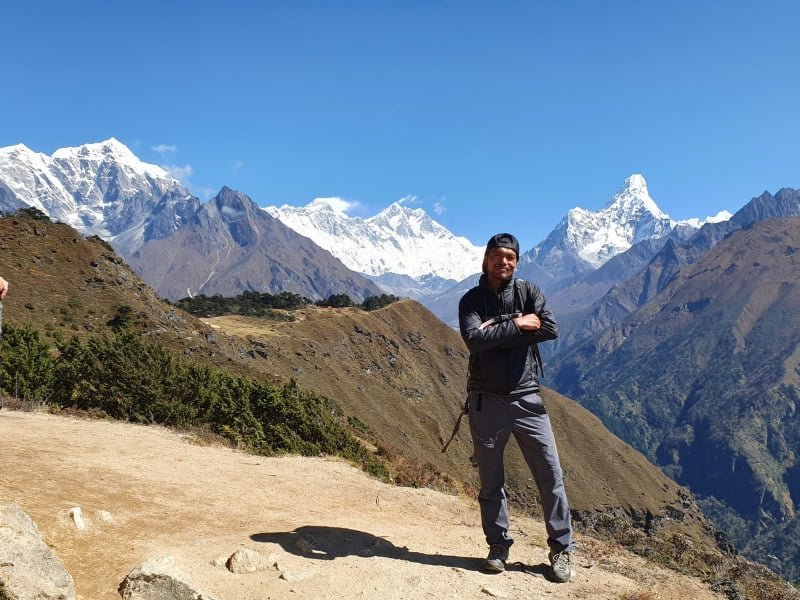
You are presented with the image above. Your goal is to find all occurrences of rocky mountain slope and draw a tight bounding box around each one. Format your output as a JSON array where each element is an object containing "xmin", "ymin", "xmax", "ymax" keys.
[
  {"xmin": 0, "ymin": 141, "xmax": 383, "ymax": 303},
  {"xmin": 557, "ymin": 188, "xmax": 800, "ymax": 351},
  {"xmin": 126, "ymin": 187, "xmax": 382, "ymax": 302},
  {"xmin": 0, "ymin": 138, "xmax": 198, "ymax": 255},
  {"xmin": 552, "ymin": 217, "xmax": 800, "ymax": 580}
]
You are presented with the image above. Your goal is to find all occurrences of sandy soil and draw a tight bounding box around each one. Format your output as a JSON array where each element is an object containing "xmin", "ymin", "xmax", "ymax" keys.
[{"xmin": 0, "ymin": 411, "xmax": 723, "ymax": 600}]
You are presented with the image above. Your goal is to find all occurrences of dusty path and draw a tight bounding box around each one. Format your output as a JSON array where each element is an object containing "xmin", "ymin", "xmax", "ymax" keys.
[{"xmin": 0, "ymin": 411, "xmax": 722, "ymax": 600}]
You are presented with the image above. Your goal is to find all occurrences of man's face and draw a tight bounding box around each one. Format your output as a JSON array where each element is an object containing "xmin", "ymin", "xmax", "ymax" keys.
[{"xmin": 485, "ymin": 246, "xmax": 518, "ymax": 284}]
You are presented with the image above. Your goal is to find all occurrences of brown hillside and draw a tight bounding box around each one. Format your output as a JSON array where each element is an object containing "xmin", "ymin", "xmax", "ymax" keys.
[
  {"xmin": 1, "ymin": 214, "xmax": 713, "ymax": 545},
  {"xmin": 203, "ymin": 308, "xmax": 716, "ymax": 542}
]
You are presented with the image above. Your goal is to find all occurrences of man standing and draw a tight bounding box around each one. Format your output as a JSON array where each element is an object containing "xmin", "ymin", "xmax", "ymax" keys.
[{"xmin": 458, "ymin": 233, "xmax": 574, "ymax": 583}]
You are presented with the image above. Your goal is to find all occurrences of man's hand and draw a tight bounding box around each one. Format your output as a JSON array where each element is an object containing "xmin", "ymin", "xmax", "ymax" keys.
[
  {"xmin": 0, "ymin": 276, "xmax": 8, "ymax": 300},
  {"xmin": 514, "ymin": 313, "xmax": 541, "ymax": 331}
]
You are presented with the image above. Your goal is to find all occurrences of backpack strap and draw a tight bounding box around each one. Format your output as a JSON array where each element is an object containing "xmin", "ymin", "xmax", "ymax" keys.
[{"xmin": 513, "ymin": 279, "xmax": 544, "ymax": 378}]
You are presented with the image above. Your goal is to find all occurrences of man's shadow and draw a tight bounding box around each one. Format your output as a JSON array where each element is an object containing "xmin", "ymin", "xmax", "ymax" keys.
[{"xmin": 250, "ymin": 525, "xmax": 550, "ymax": 576}]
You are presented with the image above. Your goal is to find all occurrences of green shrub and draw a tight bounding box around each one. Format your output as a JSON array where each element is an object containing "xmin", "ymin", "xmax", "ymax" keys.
[
  {"xmin": 0, "ymin": 324, "xmax": 55, "ymax": 403},
  {"xmin": 0, "ymin": 322, "xmax": 386, "ymax": 477},
  {"xmin": 361, "ymin": 294, "xmax": 400, "ymax": 311}
]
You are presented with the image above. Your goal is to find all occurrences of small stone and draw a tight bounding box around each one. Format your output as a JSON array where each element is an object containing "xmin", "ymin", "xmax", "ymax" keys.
[
  {"xmin": 96, "ymin": 510, "xmax": 114, "ymax": 523},
  {"xmin": 68, "ymin": 507, "xmax": 85, "ymax": 530},
  {"xmin": 119, "ymin": 555, "xmax": 220, "ymax": 600},
  {"xmin": 279, "ymin": 570, "xmax": 313, "ymax": 582}
]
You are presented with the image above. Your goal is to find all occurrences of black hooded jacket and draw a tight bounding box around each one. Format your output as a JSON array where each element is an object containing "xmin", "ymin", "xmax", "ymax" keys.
[{"xmin": 458, "ymin": 275, "xmax": 557, "ymax": 395}]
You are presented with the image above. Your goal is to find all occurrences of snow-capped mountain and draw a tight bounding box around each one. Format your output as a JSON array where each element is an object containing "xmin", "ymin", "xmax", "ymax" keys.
[
  {"xmin": 265, "ymin": 198, "xmax": 484, "ymax": 283},
  {"xmin": 0, "ymin": 138, "xmax": 198, "ymax": 255},
  {"xmin": 519, "ymin": 174, "xmax": 731, "ymax": 280}
]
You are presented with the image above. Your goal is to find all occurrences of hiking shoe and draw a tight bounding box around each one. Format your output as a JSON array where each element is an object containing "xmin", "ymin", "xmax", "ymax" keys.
[
  {"xmin": 483, "ymin": 544, "xmax": 509, "ymax": 573},
  {"xmin": 548, "ymin": 550, "xmax": 572, "ymax": 583}
]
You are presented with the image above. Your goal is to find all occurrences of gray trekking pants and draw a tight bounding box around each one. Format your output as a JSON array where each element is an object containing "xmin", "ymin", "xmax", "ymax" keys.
[{"xmin": 468, "ymin": 390, "xmax": 574, "ymax": 554}]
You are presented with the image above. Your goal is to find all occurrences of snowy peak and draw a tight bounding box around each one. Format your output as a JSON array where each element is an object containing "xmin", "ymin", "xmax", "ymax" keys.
[
  {"xmin": 675, "ymin": 210, "xmax": 733, "ymax": 229},
  {"xmin": 607, "ymin": 174, "xmax": 667, "ymax": 220},
  {"xmin": 0, "ymin": 139, "xmax": 194, "ymax": 254},
  {"xmin": 368, "ymin": 201, "xmax": 438, "ymax": 238},
  {"xmin": 266, "ymin": 198, "xmax": 483, "ymax": 281},
  {"xmin": 527, "ymin": 174, "xmax": 682, "ymax": 275},
  {"xmin": 305, "ymin": 197, "xmax": 358, "ymax": 215},
  {"xmin": 52, "ymin": 138, "xmax": 168, "ymax": 180}
]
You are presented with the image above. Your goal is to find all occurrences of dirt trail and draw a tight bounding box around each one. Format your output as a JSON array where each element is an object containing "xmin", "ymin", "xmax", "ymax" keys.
[{"xmin": 0, "ymin": 411, "xmax": 722, "ymax": 600}]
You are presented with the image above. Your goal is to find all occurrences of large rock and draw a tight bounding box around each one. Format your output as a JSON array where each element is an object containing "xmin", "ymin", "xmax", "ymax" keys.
[
  {"xmin": 225, "ymin": 548, "xmax": 260, "ymax": 574},
  {"xmin": 118, "ymin": 556, "xmax": 218, "ymax": 600},
  {"xmin": 0, "ymin": 502, "xmax": 76, "ymax": 600}
]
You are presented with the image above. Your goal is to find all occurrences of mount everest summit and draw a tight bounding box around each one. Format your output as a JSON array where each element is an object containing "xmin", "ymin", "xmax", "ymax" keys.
[{"xmin": 265, "ymin": 198, "xmax": 484, "ymax": 298}]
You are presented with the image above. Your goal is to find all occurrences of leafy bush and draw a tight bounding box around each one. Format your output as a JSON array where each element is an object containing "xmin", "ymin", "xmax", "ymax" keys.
[
  {"xmin": 361, "ymin": 294, "xmax": 400, "ymax": 311},
  {"xmin": 316, "ymin": 294, "xmax": 354, "ymax": 308},
  {"xmin": 0, "ymin": 324, "xmax": 55, "ymax": 403},
  {"xmin": 13, "ymin": 206, "xmax": 51, "ymax": 221},
  {"xmin": 0, "ymin": 322, "xmax": 386, "ymax": 475},
  {"xmin": 174, "ymin": 291, "xmax": 310, "ymax": 318},
  {"xmin": 174, "ymin": 291, "xmax": 399, "ymax": 316}
]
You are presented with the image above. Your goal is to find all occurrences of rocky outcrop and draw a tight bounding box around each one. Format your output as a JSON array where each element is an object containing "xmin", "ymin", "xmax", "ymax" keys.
[
  {"xmin": 118, "ymin": 556, "xmax": 218, "ymax": 600},
  {"xmin": 0, "ymin": 502, "xmax": 75, "ymax": 600}
]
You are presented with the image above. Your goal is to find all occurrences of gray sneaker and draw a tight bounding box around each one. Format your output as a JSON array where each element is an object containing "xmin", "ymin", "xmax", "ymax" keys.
[
  {"xmin": 548, "ymin": 550, "xmax": 572, "ymax": 583},
  {"xmin": 483, "ymin": 544, "xmax": 509, "ymax": 573}
]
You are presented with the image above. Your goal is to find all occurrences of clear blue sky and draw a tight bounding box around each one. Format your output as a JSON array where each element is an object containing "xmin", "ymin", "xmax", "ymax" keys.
[{"xmin": 2, "ymin": 1, "xmax": 798, "ymax": 248}]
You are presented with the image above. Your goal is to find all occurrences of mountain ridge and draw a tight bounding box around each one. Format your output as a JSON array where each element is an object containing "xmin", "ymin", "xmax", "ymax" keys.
[
  {"xmin": 551, "ymin": 216, "xmax": 800, "ymax": 580},
  {"xmin": 126, "ymin": 187, "xmax": 383, "ymax": 302},
  {"xmin": 265, "ymin": 197, "xmax": 484, "ymax": 284}
]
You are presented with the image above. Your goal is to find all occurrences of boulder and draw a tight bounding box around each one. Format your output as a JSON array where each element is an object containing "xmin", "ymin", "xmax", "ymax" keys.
[
  {"xmin": 118, "ymin": 555, "xmax": 218, "ymax": 600},
  {"xmin": 0, "ymin": 502, "xmax": 76, "ymax": 600},
  {"xmin": 225, "ymin": 548, "xmax": 260, "ymax": 574}
]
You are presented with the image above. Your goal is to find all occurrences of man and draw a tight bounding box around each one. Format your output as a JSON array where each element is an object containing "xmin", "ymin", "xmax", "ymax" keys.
[{"xmin": 458, "ymin": 233, "xmax": 574, "ymax": 583}]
